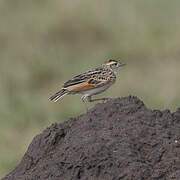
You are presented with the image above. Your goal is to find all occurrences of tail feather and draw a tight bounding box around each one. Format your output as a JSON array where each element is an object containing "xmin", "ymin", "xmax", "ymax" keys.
[{"xmin": 49, "ymin": 89, "xmax": 68, "ymax": 102}]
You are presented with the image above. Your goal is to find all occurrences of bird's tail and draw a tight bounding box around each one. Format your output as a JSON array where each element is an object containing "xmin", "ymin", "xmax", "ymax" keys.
[{"xmin": 49, "ymin": 89, "xmax": 68, "ymax": 102}]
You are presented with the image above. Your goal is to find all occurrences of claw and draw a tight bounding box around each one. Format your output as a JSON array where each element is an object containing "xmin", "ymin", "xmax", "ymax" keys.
[{"xmin": 102, "ymin": 98, "xmax": 112, "ymax": 103}]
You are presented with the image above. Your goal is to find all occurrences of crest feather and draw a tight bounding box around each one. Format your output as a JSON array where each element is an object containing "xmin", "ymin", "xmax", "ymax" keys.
[{"xmin": 105, "ymin": 59, "xmax": 118, "ymax": 65}]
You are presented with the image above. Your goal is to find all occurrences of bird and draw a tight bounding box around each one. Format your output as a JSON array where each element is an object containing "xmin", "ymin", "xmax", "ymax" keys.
[{"xmin": 49, "ymin": 59, "xmax": 126, "ymax": 111}]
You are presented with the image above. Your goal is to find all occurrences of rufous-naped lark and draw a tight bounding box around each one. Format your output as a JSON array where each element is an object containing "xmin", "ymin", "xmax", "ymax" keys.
[{"xmin": 49, "ymin": 59, "xmax": 126, "ymax": 111}]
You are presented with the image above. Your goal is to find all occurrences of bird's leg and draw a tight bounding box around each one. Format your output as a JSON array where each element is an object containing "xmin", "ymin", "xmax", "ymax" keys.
[
  {"xmin": 87, "ymin": 96, "xmax": 111, "ymax": 103},
  {"xmin": 81, "ymin": 96, "xmax": 88, "ymax": 112}
]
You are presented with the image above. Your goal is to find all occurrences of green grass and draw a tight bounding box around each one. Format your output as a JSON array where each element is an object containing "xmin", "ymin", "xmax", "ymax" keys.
[{"xmin": 0, "ymin": 0, "xmax": 180, "ymax": 178}]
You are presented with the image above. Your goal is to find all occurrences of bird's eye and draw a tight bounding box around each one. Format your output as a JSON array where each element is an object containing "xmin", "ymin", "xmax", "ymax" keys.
[{"xmin": 114, "ymin": 63, "xmax": 117, "ymax": 66}]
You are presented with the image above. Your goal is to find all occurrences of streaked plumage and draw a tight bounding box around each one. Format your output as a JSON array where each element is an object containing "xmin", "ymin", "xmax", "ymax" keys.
[{"xmin": 49, "ymin": 59, "xmax": 126, "ymax": 111}]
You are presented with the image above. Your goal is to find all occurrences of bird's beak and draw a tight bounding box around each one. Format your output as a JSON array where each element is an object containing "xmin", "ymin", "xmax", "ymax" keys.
[{"xmin": 118, "ymin": 63, "xmax": 126, "ymax": 67}]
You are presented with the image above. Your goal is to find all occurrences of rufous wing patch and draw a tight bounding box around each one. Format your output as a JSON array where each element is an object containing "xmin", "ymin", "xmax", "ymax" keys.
[
  {"xmin": 67, "ymin": 78, "xmax": 110, "ymax": 91},
  {"xmin": 67, "ymin": 81, "xmax": 96, "ymax": 91}
]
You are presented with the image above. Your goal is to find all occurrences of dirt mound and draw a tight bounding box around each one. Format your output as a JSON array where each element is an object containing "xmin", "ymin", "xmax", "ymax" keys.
[{"xmin": 3, "ymin": 96, "xmax": 180, "ymax": 180}]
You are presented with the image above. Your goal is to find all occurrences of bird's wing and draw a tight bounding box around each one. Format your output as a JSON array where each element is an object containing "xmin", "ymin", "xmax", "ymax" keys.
[
  {"xmin": 63, "ymin": 68, "xmax": 115, "ymax": 92},
  {"xmin": 63, "ymin": 67, "xmax": 102, "ymax": 88}
]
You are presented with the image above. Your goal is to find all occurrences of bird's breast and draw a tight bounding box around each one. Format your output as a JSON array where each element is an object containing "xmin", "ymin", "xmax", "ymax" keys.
[{"xmin": 81, "ymin": 81, "xmax": 115, "ymax": 96}]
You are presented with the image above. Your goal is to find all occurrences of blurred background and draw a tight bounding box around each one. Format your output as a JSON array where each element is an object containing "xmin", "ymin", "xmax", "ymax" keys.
[{"xmin": 0, "ymin": 0, "xmax": 180, "ymax": 177}]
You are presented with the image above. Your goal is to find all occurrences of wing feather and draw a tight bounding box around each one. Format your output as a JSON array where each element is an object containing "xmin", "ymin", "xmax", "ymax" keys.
[
  {"xmin": 66, "ymin": 75, "xmax": 111, "ymax": 92},
  {"xmin": 63, "ymin": 67, "xmax": 103, "ymax": 88},
  {"xmin": 64, "ymin": 67, "xmax": 115, "ymax": 92}
]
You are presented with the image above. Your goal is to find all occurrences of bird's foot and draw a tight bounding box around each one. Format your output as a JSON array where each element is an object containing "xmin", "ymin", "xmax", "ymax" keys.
[{"xmin": 101, "ymin": 97, "xmax": 112, "ymax": 103}]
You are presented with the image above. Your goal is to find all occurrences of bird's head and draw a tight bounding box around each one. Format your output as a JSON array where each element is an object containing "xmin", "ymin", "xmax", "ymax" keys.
[{"xmin": 104, "ymin": 59, "xmax": 126, "ymax": 73}]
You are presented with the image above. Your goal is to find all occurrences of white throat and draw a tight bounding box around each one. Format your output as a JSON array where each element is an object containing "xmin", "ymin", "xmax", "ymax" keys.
[{"xmin": 114, "ymin": 70, "xmax": 118, "ymax": 76}]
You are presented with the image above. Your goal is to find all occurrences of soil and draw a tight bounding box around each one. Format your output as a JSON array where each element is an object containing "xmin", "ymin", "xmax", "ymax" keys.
[{"xmin": 2, "ymin": 96, "xmax": 180, "ymax": 180}]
